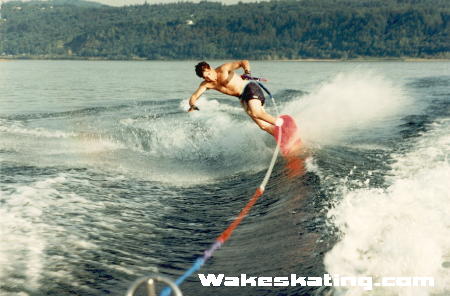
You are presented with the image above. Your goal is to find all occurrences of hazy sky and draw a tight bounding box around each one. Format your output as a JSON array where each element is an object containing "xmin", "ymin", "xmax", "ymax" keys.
[{"xmin": 2, "ymin": 0, "xmax": 258, "ymax": 6}]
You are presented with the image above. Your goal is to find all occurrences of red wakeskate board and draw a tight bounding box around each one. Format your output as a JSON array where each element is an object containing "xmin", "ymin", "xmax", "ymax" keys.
[
  {"xmin": 273, "ymin": 115, "xmax": 305, "ymax": 177},
  {"xmin": 273, "ymin": 115, "xmax": 302, "ymax": 157}
]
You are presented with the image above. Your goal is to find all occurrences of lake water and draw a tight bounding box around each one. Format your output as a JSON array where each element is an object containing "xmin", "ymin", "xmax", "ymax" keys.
[{"xmin": 1, "ymin": 60, "xmax": 449, "ymax": 295}]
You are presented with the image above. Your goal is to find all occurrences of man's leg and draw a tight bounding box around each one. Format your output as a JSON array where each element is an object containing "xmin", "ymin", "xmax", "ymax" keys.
[
  {"xmin": 247, "ymin": 99, "xmax": 277, "ymax": 125},
  {"xmin": 242, "ymin": 100, "xmax": 275, "ymax": 136}
]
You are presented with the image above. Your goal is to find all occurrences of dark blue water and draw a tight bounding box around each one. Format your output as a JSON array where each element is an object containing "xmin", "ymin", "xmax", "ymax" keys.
[{"xmin": 0, "ymin": 60, "xmax": 449, "ymax": 296}]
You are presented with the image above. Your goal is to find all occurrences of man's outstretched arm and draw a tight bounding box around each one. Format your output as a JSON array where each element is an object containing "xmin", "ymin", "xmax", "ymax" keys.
[{"xmin": 188, "ymin": 82, "xmax": 208, "ymax": 112}]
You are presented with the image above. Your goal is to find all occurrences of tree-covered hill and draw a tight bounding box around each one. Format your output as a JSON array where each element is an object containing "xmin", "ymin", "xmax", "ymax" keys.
[{"xmin": 0, "ymin": 0, "xmax": 449, "ymax": 60}]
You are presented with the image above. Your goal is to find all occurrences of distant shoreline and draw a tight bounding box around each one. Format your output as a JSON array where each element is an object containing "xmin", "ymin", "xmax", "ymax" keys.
[
  {"xmin": 1, "ymin": 56, "xmax": 449, "ymax": 62},
  {"xmin": 276, "ymin": 58, "xmax": 450, "ymax": 62}
]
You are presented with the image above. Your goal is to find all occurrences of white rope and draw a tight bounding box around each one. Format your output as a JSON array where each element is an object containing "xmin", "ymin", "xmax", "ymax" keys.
[{"xmin": 259, "ymin": 95, "xmax": 281, "ymax": 191}]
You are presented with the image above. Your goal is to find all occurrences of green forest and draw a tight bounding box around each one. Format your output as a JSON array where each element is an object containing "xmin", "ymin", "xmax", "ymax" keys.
[{"xmin": 0, "ymin": 0, "xmax": 449, "ymax": 60}]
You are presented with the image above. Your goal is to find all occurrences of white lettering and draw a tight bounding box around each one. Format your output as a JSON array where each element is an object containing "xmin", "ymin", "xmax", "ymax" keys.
[
  {"xmin": 258, "ymin": 277, "xmax": 272, "ymax": 286},
  {"xmin": 358, "ymin": 277, "xmax": 373, "ymax": 290},
  {"xmin": 240, "ymin": 274, "xmax": 257, "ymax": 286},
  {"xmin": 290, "ymin": 274, "xmax": 307, "ymax": 286},
  {"xmin": 198, "ymin": 274, "xmax": 224, "ymax": 286},
  {"xmin": 197, "ymin": 273, "xmax": 435, "ymax": 288},
  {"xmin": 382, "ymin": 277, "xmax": 396, "ymax": 286},
  {"xmin": 340, "ymin": 276, "xmax": 357, "ymax": 287},
  {"xmin": 413, "ymin": 277, "xmax": 434, "ymax": 287},
  {"xmin": 273, "ymin": 277, "xmax": 289, "ymax": 286},
  {"xmin": 223, "ymin": 276, "xmax": 239, "ymax": 286},
  {"xmin": 323, "ymin": 274, "xmax": 333, "ymax": 286},
  {"xmin": 396, "ymin": 277, "xmax": 412, "ymax": 287},
  {"xmin": 307, "ymin": 277, "xmax": 322, "ymax": 286}
]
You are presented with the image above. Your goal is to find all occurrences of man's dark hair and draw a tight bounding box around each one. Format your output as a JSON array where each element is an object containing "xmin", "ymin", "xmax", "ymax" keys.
[{"xmin": 195, "ymin": 61, "xmax": 210, "ymax": 78}]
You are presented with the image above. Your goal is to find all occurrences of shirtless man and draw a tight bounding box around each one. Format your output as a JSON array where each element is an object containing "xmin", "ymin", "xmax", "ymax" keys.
[{"xmin": 187, "ymin": 60, "xmax": 277, "ymax": 135}]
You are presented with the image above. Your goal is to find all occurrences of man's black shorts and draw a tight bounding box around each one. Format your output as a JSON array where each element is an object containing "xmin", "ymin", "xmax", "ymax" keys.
[{"xmin": 239, "ymin": 82, "xmax": 266, "ymax": 106}]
